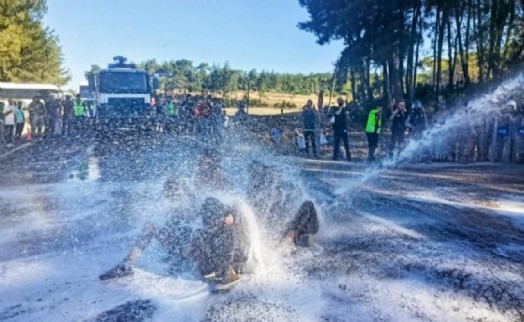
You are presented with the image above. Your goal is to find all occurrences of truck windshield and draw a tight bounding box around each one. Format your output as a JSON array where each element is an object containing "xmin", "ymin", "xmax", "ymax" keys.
[{"xmin": 99, "ymin": 71, "xmax": 149, "ymax": 94}]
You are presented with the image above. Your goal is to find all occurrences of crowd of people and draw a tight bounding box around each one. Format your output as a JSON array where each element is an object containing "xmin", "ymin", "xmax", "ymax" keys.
[
  {"xmin": 99, "ymin": 149, "xmax": 320, "ymax": 292},
  {"xmin": 0, "ymin": 92, "xmax": 93, "ymax": 148},
  {"xmin": 293, "ymin": 96, "xmax": 523, "ymax": 164}
]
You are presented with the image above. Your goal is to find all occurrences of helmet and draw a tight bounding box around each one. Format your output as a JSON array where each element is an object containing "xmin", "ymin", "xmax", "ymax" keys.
[{"xmin": 412, "ymin": 101, "xmax": 422, "ymax": 110}]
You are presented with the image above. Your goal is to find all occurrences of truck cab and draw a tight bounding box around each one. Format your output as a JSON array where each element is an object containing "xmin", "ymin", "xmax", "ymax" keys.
[{"xmin": 89, "ymin": 56, "xmax": 158, "ymax": 131}]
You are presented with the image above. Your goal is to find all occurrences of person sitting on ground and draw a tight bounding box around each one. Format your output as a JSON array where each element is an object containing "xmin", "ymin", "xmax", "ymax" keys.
[
  {"xmin": 283, "ymin": 200, "xmax": 320, "ymax": 247},
  {"xmin": 100, "ymin": 196, "xmax": 251, "ymax": 290},
  {"xmin": 245, "ymin": 160, "xmax": 319, "ymax": 245},
  {"xmin": 194, "ymin": 148, "xmax": 234, "ymax": 191}
]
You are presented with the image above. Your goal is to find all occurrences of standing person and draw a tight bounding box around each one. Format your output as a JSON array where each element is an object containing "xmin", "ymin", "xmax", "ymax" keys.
[
  {"xmin": 195, "ymin": 100, "xmax": 212, "ymax": 138},
  {"xmin": 44, "ymin": 95, "xmax": 61, "ymax": 138},
  {"xmin": 62, "ymin": 95, "xmax": 73, "ymax": 136},
  {"xmin": 0, "ymin": 100, "xmax": 5, "ymax": 146},
  {"xmin": 165, "ymin": 97, "xmax": 176, "ymax": 133},
  {"xmin": 388, "ymin": 100, "xmax": 408, "ymax": 157},
  {"xmin": 211, "ymin": 101, "xmax": 224, "ymax": 142},
  {"xmin": 331, "ymin": 97, "xmax": 351, "ymax": 161},
  {"xmin": 223, "ymin": 110, "xmax": 230, "ymax": 129},
  {"xmin": 72, "ymin": 94, "xmax": 86, "ymax": 135},
  {"xmin": 406, "ymin": 101, "xmax": 428, "ymax": 138},
  {"xmin": 14, "ymin": 101, "xmax": 25, "ymax": 141},
  {"xmin": 302, "ymin": 100, "xmax": 319, "ymax": 158},
  {"xmin": 365, "ymin": 106, "xmax": 382, "ymax": 161},
  {"xmin": 28, "ymin": 96, "xmax": 46, "ymax": 139},
  {"xmin": 3, "ymin": 100, "xmax": 15, "ymax": 147}
]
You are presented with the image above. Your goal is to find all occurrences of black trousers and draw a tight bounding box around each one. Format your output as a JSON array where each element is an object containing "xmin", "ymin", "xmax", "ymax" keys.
[
  {"xmin": 389, "ymin": 129, "xmax": 405, "ymax": 155},
  {"xmin": 304, "ymin": 131, "xmax": 317, "ymax": 156},
  {"xmin": 4, "ymin": 125, "xmax": 14, "ymax": 144},
  {"xmin": 366, "ymin": 132, "xmax": 379, "ymax": 160},
  {"xmin": 15, "ymin": 123, "xmax": 24, "ymax": 138},
  {"xmin": 333, "ymin": 130, "xmax": 351, "ymax": 161}
]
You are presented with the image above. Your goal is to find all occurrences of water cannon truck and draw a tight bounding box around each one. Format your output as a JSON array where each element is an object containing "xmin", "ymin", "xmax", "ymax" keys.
[{"xmin": 87, "ymin": 56, "xmax": 159, "ymax": 132}]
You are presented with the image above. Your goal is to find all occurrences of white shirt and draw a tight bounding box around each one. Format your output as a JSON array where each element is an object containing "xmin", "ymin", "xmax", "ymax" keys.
[{"xmin": 4, "ymin": 105, "xmax": 15, "ymax": 125}]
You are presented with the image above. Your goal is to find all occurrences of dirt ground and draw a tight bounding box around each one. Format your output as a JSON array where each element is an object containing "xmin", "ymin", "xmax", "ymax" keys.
[{"xmin": 0, "ymin": 132, "xmax": 523, "ymax": 321}]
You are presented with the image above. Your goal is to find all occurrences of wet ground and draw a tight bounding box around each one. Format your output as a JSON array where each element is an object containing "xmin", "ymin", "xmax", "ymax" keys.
[{"xmin": 0, "ymin": 134, "xmax": 523, "ymax": 321}]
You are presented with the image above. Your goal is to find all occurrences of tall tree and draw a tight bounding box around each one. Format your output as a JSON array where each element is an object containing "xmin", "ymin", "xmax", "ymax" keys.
[{"xmin": 0, "ymin": 0, "xmax": 70, "ymax": 84}]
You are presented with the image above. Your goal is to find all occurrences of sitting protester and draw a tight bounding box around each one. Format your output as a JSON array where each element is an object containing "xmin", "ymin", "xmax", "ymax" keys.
[
  {"xmin": 194, "ymin": 148, "xmax": 234, "ymax": 191},
  {"xmin": 283, "ymin": 200, "xmax": 319, "ymax": 247},
  {"xmin": 99, "ymin": 196, "xmax": 250, "ymax": 291}
]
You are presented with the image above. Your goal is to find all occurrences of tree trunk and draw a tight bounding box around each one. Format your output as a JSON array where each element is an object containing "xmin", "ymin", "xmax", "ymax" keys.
[
  {"xmin": 475, "ymin": 0, "xmax": 486, "ymax": 82},
  {"xmin": 433, "ymin": 6, "xmax": 440, "ymax": 89},
  {"xmin": 407, "ymin": 7, "xmax": 420, "ymax": 104},
  {"xmin": 383, "ymin": 62, "xmax": 392, "ymax": 113},
  {"xmin": 389, "ymin": 52, "xmax": 403, "ymax": 105},
  {"xmin": 350, "ymin": 69, "xmax": 357, "ymax": 101},
  {"xmin": 436, "ymin": 8, "xmax": 447, "ymax": 94}
]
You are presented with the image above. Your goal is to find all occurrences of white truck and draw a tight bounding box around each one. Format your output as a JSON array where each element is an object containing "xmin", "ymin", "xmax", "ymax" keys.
[{"xmin": 88, "ymin": 56, "xmax": 158, "ymax": 132}]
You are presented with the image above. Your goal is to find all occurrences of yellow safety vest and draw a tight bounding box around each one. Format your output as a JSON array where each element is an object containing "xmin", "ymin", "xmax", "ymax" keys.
[
  {"xmin": 365, "ymin": 109, "xmax": 382, "ymax": 133},
  {"xmin": 73, "ymin": 100, "xmax": 85, "ymax": 117}
]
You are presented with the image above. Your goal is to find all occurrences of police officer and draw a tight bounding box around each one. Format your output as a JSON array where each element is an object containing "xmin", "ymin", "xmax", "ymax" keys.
[{"xmin": 389, "ymin": 100, "xmax": 408, "ymax": 157}]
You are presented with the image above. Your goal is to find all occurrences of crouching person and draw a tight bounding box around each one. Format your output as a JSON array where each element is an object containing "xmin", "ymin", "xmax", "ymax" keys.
[{"xmin": 283, "ymin": 200, "xmax": 319, "ymax": 247}]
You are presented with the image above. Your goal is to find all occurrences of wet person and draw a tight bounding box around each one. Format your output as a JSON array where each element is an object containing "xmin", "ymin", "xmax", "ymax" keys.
[
  {"xmin": 302, "ymin": 99, "xmax": 319, "ymax": 158},
  {"xmin": 365, "ymin": 106, "xmax": 382, "ymax": 161},
  {"xmin": 388, "ymin": 100, "xmax": 408, "ymax": 157},
  {"xmin": 246, "ymin": 160, "xmax": 320, "ymax": 244},
  {"xmin": 194, "ymin": 149, "xmax": 234, "ymax": 191},
  {"xmin": 99, "ymin": 196, "xmax": 250, "ymax": 290},
  {"xmin": 406, "ymin": 100, "xmax": 428, "ymax": 139},
  {"xmin": 283, "ymin": 200, "xmax": 320, "ymax": 247},
  {"xmin": 331, "ymin": 97, "xmax": 351, "ymax": 161}
]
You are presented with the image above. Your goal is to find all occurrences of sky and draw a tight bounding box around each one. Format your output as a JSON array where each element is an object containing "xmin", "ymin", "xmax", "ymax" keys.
[{"xmin": 44, "ymin": 0, "xmax": 344, "ymax": 89}]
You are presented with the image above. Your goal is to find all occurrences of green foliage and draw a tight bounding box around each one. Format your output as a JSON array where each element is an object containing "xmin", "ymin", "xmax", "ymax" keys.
[
  {"xmin": 0, "ymin": 0, "xmax": 70, "ymax": 85},
  {"xmin": 134, "ymin": 59, "xmax": 334, "ymax": 96},
  {"xmin": 298, "ymin": 0, "xmax": 524, "ymax": 107}
]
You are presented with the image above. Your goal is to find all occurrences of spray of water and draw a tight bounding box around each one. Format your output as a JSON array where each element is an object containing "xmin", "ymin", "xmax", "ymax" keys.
[{"xmin": 336, "ymin": 72, "xmax": 524, "ymax": 197}]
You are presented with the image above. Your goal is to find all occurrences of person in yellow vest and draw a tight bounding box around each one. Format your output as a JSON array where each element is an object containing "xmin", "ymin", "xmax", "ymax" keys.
[
  {"xmin": 165, "ymin": 98, "xmax": 176, "ymax": 133},
  {"xmin": 365, "ymin": 106, "xmax": 382, "ymax": 162},
  {"xmin": 72, "ymin": 94, "xmax": 86, "ymax": 135}
]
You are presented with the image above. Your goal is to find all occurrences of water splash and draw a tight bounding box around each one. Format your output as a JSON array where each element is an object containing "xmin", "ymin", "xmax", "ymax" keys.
[{"xmin": 336, "ymin": 72, "xmax": 524, "ymax": 196}]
